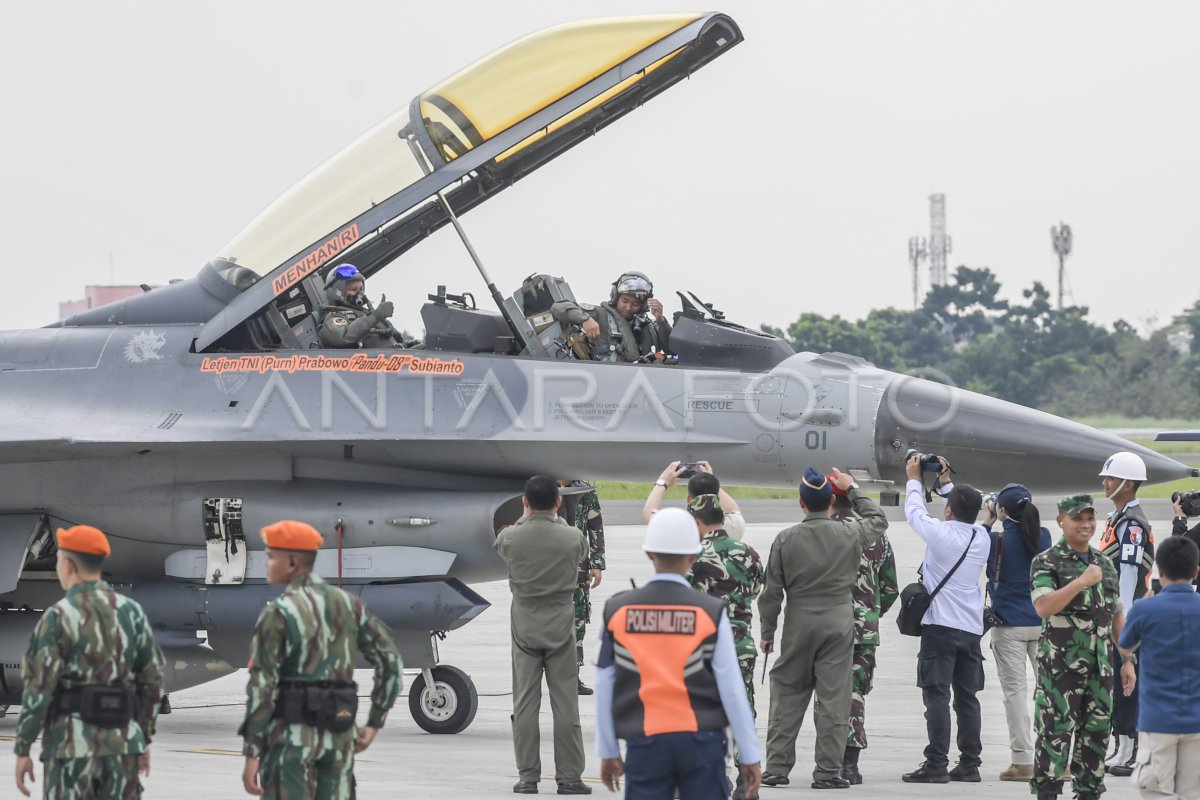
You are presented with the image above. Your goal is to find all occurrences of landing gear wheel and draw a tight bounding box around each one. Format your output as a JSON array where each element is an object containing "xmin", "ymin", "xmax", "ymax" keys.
[{"xmin": 408, "ymin": 664, "xmax": 478, "ymax": 734}]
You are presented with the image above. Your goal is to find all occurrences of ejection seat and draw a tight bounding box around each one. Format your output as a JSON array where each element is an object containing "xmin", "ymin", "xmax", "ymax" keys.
[{"xmin": 506, "ymin": 273, "xmax": 587, "ymax": 360}]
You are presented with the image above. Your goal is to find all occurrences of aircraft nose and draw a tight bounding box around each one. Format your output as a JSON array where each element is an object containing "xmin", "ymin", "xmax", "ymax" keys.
[{"xmin": 872, "ymin": 374, "xmax": 1195, "ymax": 493}]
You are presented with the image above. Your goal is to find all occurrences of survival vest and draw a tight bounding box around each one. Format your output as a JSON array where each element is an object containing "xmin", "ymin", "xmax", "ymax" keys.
[{"xmin": 600, "ymin": 579, "xmax": 728, "ymax": 739}]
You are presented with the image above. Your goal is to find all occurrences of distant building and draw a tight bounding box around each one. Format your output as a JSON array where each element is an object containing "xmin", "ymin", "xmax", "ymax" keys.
[{"xmin": 59, "ymin": 285, "xmax": 153, "ymax": 320}]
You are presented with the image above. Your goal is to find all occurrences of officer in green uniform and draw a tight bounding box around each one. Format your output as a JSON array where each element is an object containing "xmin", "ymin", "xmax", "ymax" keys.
[
  {"xmin": 560, "ymin": 479, "xmax": 606, "ymax": 696},
  {"xmin": 550, "ymin": 271, "xmax": 670, "ymax": 362},
  {"xmin": 494, "ymin": 476, "xmax": 590, "ymax": 795},
  {"xmin": 318, "ymin": 264, "xmax": 406, "ymax": 349},
  {"xmin": 240, "ymin": 520, "xmax": 402, "ymax": 799},
  {"xmin": 829, "ymin": 481, "xmax": 899, "ymax": 785},
  {"xmin": 14, "ymin": 525, "xmax": 165, "ymax": 800},
  {"xmin": 1028, "ymin": 494, "xmax": 1137, "ymax": 800},
  {"xmin": 758, "ymin": 468, "xmax": 888, "ymax": 790}
]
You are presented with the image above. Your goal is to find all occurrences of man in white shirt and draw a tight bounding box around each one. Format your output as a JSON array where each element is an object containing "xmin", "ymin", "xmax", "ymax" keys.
[{"xmin": 901, "ymin": 454, "xmax": 991, "ymax": 784}]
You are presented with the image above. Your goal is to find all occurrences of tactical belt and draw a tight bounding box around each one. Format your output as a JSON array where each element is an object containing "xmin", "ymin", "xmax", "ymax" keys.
[
  {"xmin": 54, "ymin": 685, "xmax": 136, "ymax": 728},
  {"xmin": 275, "ymin": 681, "xmax": 359, "ymax": 732}
]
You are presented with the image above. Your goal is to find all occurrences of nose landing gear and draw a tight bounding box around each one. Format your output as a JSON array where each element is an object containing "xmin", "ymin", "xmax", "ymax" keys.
[{"xmin": 408, "ymin": 664, "xmax": 478, "ymax": 734}]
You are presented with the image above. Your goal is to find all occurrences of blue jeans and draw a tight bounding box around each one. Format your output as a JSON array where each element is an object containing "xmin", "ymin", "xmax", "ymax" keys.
[{"xmin": 625, "ymin": 730, "xmax": 731, "ymax": 800}]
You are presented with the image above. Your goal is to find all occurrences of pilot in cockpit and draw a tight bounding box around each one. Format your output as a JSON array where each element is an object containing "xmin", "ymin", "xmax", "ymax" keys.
[
  {"xmin": 318, "ymin": 265, "xmax": 410, "ymax": 349},
  {"xmin": 550, "ymin": 271, "xmax": 671, "ymax": 363}
]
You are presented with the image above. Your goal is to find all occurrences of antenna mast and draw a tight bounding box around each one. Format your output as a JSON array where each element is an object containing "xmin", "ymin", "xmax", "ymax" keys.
[
  {"xmin": 907, "ymin": 237, "xmax": 928, "ymax": 309},
  {"xmin": 928, "ymin": 193, "xmax": 952, "ymax": 287},
  {"xmin": 1051, "ymin": 222, "xmax": 1073, "ymax": 309}
]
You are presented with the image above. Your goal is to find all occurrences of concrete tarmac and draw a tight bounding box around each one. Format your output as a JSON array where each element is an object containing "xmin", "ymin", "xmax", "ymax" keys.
[{"xmin": 0, "ymin": 508, "xmax": 1155, "ymax": 799}]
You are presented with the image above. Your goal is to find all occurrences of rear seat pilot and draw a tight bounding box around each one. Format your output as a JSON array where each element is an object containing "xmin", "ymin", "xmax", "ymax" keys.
[
  {"xmin": 319, "ymin": 264, "xmax": 409, "ymax": 349},
  {"xmin": 550, "ymin": 271, "xmax": 671, "ymax": 363}
]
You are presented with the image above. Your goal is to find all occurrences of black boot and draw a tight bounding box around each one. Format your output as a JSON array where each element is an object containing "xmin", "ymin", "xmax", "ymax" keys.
[
  {"xmin": 576, "ymin": 647, "xmax": 593, "ymax": 696},
  {"xmin": 159, "ymin": 694, "xmax": 172, "ymax": 715},
  {"xmin": 841, "ymin": 747, "xmax": 862, "ymax": 785}
]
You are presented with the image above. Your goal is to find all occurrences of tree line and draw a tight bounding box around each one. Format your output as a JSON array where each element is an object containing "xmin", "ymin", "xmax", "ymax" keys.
[{"xmin": 762, "ymin": 266, "xmax": 1200, "ymax": 418}]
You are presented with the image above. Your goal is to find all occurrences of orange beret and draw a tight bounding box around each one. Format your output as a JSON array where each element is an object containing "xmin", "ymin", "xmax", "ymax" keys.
[
  {"xmin": 260, "ymin": 520, "xmax": 323, "ymax": 552},
  {"xmin": 56, "ymin": 525, "xmax": 111, "ymax": 558}
]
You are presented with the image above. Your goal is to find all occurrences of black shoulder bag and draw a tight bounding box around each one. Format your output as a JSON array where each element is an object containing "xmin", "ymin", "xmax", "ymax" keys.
[
  {"xmin": 897, "ymin": 529, "xmax": 977, "ymax": 637},
  {"xmin": 982, "ymin": 527, "xmax": 1005, "ymax": 632}
]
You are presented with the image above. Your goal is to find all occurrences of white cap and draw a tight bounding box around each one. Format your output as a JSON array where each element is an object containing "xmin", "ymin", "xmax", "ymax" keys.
[
  {"xmin": 1099, "ymin": 451, "xmax": 1148, "ymax": 481},
  {"xmin": 642, "ymin": 507, "xmax": 701, "ymax": 554}
]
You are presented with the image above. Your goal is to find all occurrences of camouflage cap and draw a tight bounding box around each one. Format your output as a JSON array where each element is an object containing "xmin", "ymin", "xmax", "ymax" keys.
[
  {"xmin": 687, "ymin": 493, "xmax": 721, "ymax": 513},
  {"xmin": 1057, "ymin": 493, "xmax": 1096, "ymax": 516},
  {"xmin": 261, "ymin": 520, "xmax": 323, "ymax": 551},
  {"xmin": 56, "ymin": 525, "xmax": 111, "ymax": 558}
]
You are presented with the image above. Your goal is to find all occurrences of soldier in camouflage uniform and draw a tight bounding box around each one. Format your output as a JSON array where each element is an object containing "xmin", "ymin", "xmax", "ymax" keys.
[
  {"xmin": 829, "ymin": 486, "xmax": 899, "ymax": 785},
  {"xmin": 240, "ymin": 520, "xmax": 401, "ymax": 799},
  {"xmin": 560, "ymin": 480, "xmax": 606, "ymax": 696},
  {"xmin": 14, "ymin": 525, "xmax": 164, "ymax": 800},
  {"xmin": 685, "ymin": 492, "xmax": 764, "ymax": 708},
  {"xmin": 1028, "ymin": 495, "xmax": 1136, "ymax": 800}
]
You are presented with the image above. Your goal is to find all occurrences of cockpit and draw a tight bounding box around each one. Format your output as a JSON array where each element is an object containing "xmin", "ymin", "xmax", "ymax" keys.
[{"xmin": 61, "ymin": 14, "xmax": 792, "ymax": 370}]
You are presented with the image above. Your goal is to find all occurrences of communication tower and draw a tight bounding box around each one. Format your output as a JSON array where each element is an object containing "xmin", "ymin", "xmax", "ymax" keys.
[
  {"xmin": 929, "ymin": 193, "xmax": 952, "ymax": 286},
  {"xmin": 907, "ymin": 237, "xmax": 928, "ymax": 310},
  {"xmin": 1051, "ymin": 222, "xmax": 1072, "ymax": 309}
]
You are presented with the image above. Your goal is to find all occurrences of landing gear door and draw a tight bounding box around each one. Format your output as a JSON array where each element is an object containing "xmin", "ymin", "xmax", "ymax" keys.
[
  {"xmin": 202, "ymin": 498, "xmax": 247, "ymax": 585},
  {"xmin": 0, "ymin": 514, "xmax": 50, "ymax": 594}
]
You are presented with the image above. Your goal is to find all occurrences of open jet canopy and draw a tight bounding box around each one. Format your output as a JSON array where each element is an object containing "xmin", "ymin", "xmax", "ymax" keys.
[{"xmin": 195, "ymin": 13, "xmax": 742, "ymax": 352}]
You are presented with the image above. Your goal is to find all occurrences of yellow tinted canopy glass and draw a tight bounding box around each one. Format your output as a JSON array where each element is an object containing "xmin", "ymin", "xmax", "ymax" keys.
[{"xmin": 420, "ymin": 14, "xmax": 701, "ymax": 162}]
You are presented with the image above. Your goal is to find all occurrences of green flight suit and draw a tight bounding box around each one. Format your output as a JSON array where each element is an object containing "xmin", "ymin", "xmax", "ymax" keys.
[
  {"xmin": 240, "ymin": 573, "xmax": 402, "ymax": 800},
  {"xmin": 550, "ymin": 300, "xmax": 671, "ymax": 362},
  {"xmin": 318, "ymin": 305, "xmax": 402, "ymax": 349},
  {"xmin": 757, "ymin": 489, "xmax": 888, "ymax": 782},
  {"xmin": 494, "ymin": 511, "xmax": 589, "ymax": 784},
  {"xmin": 15, "ymin": 579, "xmax": 165, "ymax": 800}
]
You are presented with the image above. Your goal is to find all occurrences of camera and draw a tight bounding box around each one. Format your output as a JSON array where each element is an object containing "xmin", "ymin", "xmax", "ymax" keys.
[
  {"xmin": 982, "ymin": 493, "xmax": 998, "ymax": 516},
  {"xmin": 905, "ymin": 449, "xmax": 943, "ymax": 474},
  {"xmin": 1172, "ymin": 490, "xmax": 1200, "ymax": 518},
  {"xmin": 677, "ymin": 462, "xmax": 701, "ymax": 479}
]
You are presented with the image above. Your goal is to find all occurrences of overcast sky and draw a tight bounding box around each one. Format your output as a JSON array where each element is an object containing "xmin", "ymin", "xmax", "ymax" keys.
[{"xmin": 3, "ymin": 1, "xmax": 1198, "ymax": 338}]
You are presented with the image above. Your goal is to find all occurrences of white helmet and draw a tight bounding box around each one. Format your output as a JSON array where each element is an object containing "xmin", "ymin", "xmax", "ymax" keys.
[
  {"xmin": 642, "ymin": 508, "xmax": 701, "ymax": 554},
  {"xmin": 1099, "ymin": 451, "xmax": 1148, "ymax": 482}
]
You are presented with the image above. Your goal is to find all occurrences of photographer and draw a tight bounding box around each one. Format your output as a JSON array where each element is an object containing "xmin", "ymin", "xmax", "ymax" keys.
[
  {"xmin": 1170, "ymin": 491, "xmax": 1200, "ymax": 588},
  {"xmin": 900, "ymin": 454, "xmax": 990, "ymax": 785},
  {"xmin": 643, "ymin": 461, "xmax": 746, "ymax": 540},
  {"xmin": 982, "ymin": 484, "xmax": 1053, "ymax": 783}
]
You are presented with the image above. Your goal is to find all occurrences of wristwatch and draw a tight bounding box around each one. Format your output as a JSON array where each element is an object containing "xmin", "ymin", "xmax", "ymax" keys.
[
  {"xmin": 654, "ymin": 479, "xmax": 668, "ymax": 488},
  {"xmin": 1122, "ymin": 653, "xmax": 1137, "ymax": 665},
  {"xmin": 848, "ymin": 482, "xmax": 860, "ymax": 491}
]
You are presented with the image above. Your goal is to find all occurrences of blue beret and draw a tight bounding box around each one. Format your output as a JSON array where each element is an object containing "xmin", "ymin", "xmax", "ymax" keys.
[{"xmin": 799, "ymin": 467, "xmax": 832, "ymax": 505}]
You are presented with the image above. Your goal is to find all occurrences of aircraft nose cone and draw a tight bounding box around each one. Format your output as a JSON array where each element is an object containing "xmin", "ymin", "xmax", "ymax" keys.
[{"xmin": 873, "ymin": 375, "xmax": 1193, "ymax": 494}]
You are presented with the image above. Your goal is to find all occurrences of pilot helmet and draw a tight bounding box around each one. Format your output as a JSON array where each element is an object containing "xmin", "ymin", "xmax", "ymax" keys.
[
  {"xmin": 324, "ymin": 264, "xmax": 366, "ymax": 307},
  {"xmin": 609, "ymin": 271, "xmax": 654, "ymax": 311}
]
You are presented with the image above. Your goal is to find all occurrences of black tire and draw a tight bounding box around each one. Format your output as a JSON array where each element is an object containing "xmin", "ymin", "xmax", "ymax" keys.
[{"xmin": 408, "ymin": 664, "xmax": 478, "ymax": 734}]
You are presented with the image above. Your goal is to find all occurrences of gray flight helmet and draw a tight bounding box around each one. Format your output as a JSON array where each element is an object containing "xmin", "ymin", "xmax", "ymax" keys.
[{"xmin": 324, "ymin": 264, "xmax": 366, "ymax": 305}]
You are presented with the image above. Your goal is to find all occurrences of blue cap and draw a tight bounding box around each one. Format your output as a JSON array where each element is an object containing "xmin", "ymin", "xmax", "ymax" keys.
[
  {"xmin": 799, "ymin": 467, "xmax": 832, "ymax": 506},
  {"xmin": 996, "ymin": 483, "xmax": 1032, "ymax": 517}
]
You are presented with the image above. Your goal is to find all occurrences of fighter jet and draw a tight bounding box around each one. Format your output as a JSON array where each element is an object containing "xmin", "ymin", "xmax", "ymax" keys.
[{"xmin": 1, "ymin": 12, "xmax": 1193, "ymax": 733}]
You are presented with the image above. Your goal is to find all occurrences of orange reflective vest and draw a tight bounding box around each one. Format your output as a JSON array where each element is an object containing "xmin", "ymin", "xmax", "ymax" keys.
[
  {"xmin": 1099, "ymin": 502, "xmax": 1155, "ymax": 599},
  {"xmin": 599, "ymin": 580, "xmax": 728, "ymax": 739}
]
